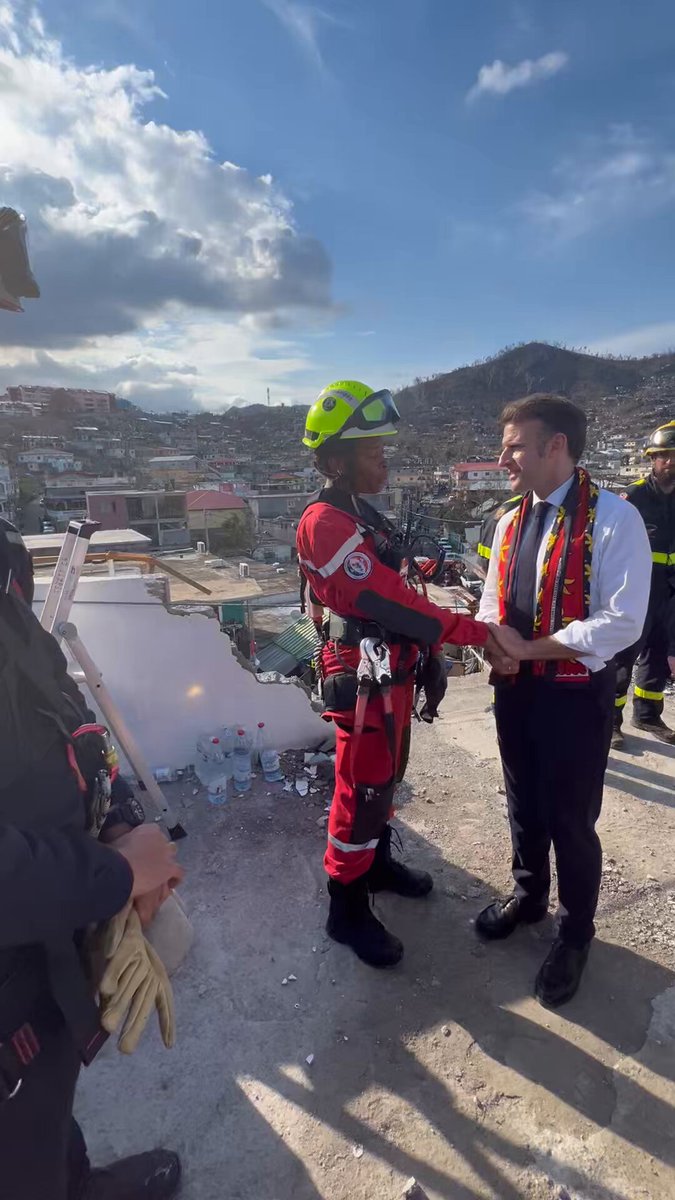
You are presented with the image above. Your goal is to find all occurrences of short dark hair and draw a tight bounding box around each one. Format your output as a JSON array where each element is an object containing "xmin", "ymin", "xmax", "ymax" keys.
[{"xmin": 500, "ymin": 393, "xmax": 587, "ymax": 463}]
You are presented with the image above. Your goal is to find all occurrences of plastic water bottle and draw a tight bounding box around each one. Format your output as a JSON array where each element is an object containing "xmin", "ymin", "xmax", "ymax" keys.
[
  {"xmin": 196, "ymin": 733, "xmax": 225, "ymax": 765},
  {"xmin": 253, "ymin": 722, "xmax": 265, "ymax": 767},
  {"xmin": 219, "ymin": 726, "xmax": 235, "ymax": 777},
  {"xmin": 257, "ymin": 722, "xmax": 284, "ymax": 783},
  {"xmin": 233, "ymin": 729, "xmax": 252, "ymax": 794},
  {"xmin": 196, "ymin": 734, "xmax": 229, "ymax": 804},
  {"xmin": 220, "ymin": 726, "xmax": 236, "ymax": 755}
]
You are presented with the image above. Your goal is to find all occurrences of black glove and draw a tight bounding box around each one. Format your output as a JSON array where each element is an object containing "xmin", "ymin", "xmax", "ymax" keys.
[{"xmin": 419, "ymin": 651, "xmax": 447, "ymax": 723}]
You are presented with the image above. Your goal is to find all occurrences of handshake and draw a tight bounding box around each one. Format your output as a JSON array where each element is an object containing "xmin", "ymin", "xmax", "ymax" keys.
[{"xmin": 483, "ymin": 624, "xmax": 531, "ymax": 677}]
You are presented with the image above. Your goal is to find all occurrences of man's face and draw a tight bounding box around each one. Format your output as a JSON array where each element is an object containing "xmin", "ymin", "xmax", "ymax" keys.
[
  {"xmin": 352, "ymin": 438, "xmax": 389, "ymax": 495},
  {"xmin": 499, "ymin": 420, "xmax": 553, "ymax": 495},
  {"xmin": 651, "ymin": 451, "xmax": 675, "ymax": 494}
]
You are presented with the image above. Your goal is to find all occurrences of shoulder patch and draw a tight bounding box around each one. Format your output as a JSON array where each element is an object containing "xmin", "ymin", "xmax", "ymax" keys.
[{"xmin": 343, "ymin": 550, "xmax": 373, "ymax": 581}]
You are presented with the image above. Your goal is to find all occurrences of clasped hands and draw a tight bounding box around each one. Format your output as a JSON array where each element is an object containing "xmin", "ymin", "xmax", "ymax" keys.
[{"xmin": 484, "ymin": 623, "xmax": 531, "ymax": 677}]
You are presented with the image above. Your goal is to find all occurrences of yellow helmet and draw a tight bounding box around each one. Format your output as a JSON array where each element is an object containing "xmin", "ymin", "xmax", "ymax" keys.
[
  {"xmin": 645, "ymin": 420, "xmax": 675, "ymax": 455},
  {"xmin": 302, "ymin": 380, "xmax": 400, "ymax": 449}
]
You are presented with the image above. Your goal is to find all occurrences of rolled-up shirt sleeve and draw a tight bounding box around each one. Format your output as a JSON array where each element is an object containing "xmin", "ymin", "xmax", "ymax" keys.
[{"xmin": 552, "ymin": 496, "xmax": 652, "ymax": 671}]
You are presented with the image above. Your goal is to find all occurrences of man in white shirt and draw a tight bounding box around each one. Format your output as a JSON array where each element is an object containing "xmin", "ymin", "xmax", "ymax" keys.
[{"xmin": 477, "ymin": 394, "xmax": 651, "ymax": 1007}]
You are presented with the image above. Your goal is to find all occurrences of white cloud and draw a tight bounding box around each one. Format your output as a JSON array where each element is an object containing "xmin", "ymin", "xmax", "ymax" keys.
[
  {"xmin": 0, "ymin": 316, "xmax": 320, "ymax": 410},
  {"xmin": 262, "ymin": 1, "xmax": 335, "ymax": 72},
  {"xmin": 467, "ymin": 50, "xmax": 568, "ymax": 102},
  {"xmin": 0, "ymin": 3, "xmax": 335, "ymax": 408},
  {"xmin": 523, "ymin": 125, "xmax": 675, "ymax": 239},
  {"xmin": 588, "ymin": 321, "xmax": 675, "ymax": 358}
]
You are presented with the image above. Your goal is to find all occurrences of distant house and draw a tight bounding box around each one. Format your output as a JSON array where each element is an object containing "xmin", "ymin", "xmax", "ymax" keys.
[
  {"xmin": 87, "ymin": 489, "xmax": 189, "ymax": 547},
  {"xmin": 17, "ymin": 449, "xmax": 82, "ymax": 474},
  {"xmin": 452, "ymin": 462, "xmax": 510, "ymax": 493},
  {"xmin": 0, "ymin": 459, "xmax": 14, "ymax": 518},
  {"xmin": 147, "ymin": 455, "xmax": 200, "ymax": 485},
  {"xmin": 186, "ymin": 489, "xmax": 253, "ymax": 553},
  {"xmin": 8, "ymin": 386, "xmax": 116, "ymax": 415}
]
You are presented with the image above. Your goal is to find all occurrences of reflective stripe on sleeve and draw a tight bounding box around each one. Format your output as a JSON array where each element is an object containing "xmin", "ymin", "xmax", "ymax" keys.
[
  {"xmin": 614, "ymin": 695, "xmax": 627, "ymax": 708},
  {"xmin": 314, "ymin": 530, "xmax": 365, "ymax": 579},
  {"xmin": 477, "ymin": 543, "xmax": 491, "ymax": 560},
  {"xmin": 651, "ymin": 551, "xmax": 675, "ymax": 565},
  {"xmin": 327, "ymin": 833, "xmax": 380, "ymax": 854},
  {"xmin": 634, "ymin": 686, "xmax": 664, "ymax": 702}
]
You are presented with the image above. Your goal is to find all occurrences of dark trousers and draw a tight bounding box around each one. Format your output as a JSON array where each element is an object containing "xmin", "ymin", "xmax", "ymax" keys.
[
  {"xmin": 615, "ymin": 596, "xmax": 670, "ymax": 725},
  {"xmin": 494, "ymin": 667, "xmax": 615, "ymax": 947},
  {"xmin": 1, "ymin": 1025, "xmax": 88, "ymax": 1200}
]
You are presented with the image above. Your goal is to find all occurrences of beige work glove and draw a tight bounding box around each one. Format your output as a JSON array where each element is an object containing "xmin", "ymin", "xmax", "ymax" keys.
[{"xmin": 96, "ymin": 902, "xmax": 175, "ymax": 1054}]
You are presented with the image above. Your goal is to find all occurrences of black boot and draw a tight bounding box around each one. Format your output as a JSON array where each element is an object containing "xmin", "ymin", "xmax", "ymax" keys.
[
  {"xmin": 84, "ymin": 1151, "xmax": 181, "ymax": 1199},
  {"xmin": 367, "ymin": 824, "xmax": 433, "ymax": 897},
  {"xmin": 631, "ymin": 715, "xmax": 675, "ymax": 744},
  {"xmin": 475, "ymin": 893, "xmax": 548, "ymax": 940},
  {"xmin": 534, "ymin": 938, "xmax": 590, "ymax": 1008},
  {"xmin": 326, "ymin": 876, "xmax": 403, "ymax": 967},
  {"xmin": 610, "ymin": 716, "xmax": 625, "ymax": 750}
]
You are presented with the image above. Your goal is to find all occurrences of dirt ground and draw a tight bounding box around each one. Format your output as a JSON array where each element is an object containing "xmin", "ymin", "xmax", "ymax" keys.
[{"xmin": 78, "ymin": 675, "xmax": 675, "ymax": 1200}]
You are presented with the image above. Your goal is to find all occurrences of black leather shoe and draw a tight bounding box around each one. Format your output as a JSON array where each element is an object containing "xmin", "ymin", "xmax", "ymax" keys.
[
  {"xmin": 475, "ymin": 894, "xmax": 548, "ymax": 940},
  {"xmin": 534, "ymin": 938, "xmax": 590, "ymax": 1008},
  {"xmin": 85, "ymin": 1150, "xmax": 181, "ymax": 1199},
  {"xmin": 367, "ymin": 824, "xmax": 433, "ymax": 898},
  {"xmin": 631, "ymin": 716, "xmax": 675, "ymax": 744}
]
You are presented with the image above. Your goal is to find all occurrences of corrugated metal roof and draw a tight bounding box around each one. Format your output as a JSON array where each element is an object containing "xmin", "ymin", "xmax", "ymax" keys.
[
  {"xmin": 256, "ymin": 615, "xmax": 322, "ymax": 675},
  {"xmin": 256, "ymin": 644, "xmax": 297, "ymax": 675}
]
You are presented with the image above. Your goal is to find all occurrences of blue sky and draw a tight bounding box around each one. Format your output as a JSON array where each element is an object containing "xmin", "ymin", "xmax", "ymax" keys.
[{"xmin": 1, "ymin": 1, "xmax": 675, "ymax": 408}]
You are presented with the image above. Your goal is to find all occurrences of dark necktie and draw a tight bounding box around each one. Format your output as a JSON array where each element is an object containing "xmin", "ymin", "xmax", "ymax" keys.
[{"xmin": 511, "ymin": 501, "xmax": 550, "ymax": 638}]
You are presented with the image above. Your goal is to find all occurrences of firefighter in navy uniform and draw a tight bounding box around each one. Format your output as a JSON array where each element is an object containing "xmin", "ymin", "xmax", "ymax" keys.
[
  {"xmin": 612, "ymin": 421, "xmax": 675, "ymax": 748},
  {"xmin": 0, "ymin": 528, "xmax": 184, "ymax": 1196},
  {"xmin": 297, "ymin": 380, "xmax": 508, "ymax": 968},
  {"xmin": 476, "ymin": 495, "xmax": 521, "ymax": 567}
]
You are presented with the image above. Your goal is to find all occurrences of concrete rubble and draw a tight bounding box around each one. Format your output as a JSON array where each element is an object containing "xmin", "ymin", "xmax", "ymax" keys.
[{"xmin": 78, "ymin": 674, "xmax": 675, "ymax": 1199}]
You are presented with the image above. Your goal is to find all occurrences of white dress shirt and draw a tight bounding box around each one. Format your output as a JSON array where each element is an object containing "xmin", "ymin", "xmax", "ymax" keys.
[{"xmin": 478, "ymin": 475, "xmax": 652, "ymax": 672}]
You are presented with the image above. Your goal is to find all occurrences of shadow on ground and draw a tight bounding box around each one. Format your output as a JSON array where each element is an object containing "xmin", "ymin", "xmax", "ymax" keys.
[{"xmin": 78, "ymin": 778, "xmax": 675, "ymax": 1200}]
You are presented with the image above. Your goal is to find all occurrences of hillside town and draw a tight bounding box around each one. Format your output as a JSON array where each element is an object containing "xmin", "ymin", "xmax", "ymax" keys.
[{"xmin": 2, "ymin": 345, "xmax": 672, "ymax": 575}]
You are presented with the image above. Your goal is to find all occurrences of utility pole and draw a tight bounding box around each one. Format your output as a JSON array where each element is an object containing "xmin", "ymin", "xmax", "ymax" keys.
[{"xmin": 266, "ymin": 388, "xmax": 270, "ymax": 407}]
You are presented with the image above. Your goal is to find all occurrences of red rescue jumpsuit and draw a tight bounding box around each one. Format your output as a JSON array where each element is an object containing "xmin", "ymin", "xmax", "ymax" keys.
[{"xmin": 297, "ymin": 492, "xmax": 490, "ymax": 884}]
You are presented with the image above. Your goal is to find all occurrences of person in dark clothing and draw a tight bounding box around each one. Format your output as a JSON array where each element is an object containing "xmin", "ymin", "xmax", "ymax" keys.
[
  {"xmin": 0, "ymin": 520, "xmax": 183, "ymax": 1200},
  {"xmin": 612, "ymin": 421, "xmax": 675, "ymax": 748},
  {"xmin": 476, "ymin": 494, "xmax": 521, "ymax": 568},
  {"xmin": 476, "ymin": 395, "xmax": 651, "ymax": 1008}
]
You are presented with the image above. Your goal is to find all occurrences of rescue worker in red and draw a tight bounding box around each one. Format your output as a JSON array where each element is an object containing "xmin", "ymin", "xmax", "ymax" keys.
[{"xmin": 296, "ymin": 380, "xmax": 511, "ymax": 968}]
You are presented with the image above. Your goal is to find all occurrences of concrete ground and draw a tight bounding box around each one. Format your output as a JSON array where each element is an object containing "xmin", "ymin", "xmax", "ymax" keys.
[{"xmin": 78, "ymin": 676, "xmax": 675, "ymax": 1200}]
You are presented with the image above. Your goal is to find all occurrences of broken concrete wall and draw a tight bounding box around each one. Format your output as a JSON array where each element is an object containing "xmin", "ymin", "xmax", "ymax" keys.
[{"xmin": 32, "ymin": 574, "xmax": 329, "ymax": 770}]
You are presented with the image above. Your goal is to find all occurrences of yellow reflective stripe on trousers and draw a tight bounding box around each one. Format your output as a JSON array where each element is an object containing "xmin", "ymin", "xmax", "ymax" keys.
[
  {"xmin": 651, "ymin": 551, "xmax": 675, "ymax": 564},
  {"xmin": 477, "ymin": 543, "xmax": 491, "ymax": 560},
  {"xmin": 634, "ymin": 686, "xmax": 664, "ymax": 702},
  {"xmin": 614, "ymin": 695, "xmax": 627, "ymax": 708}
]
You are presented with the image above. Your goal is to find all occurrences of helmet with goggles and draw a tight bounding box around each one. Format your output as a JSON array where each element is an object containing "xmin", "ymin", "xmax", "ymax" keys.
[{"xmin": 302, "ymin": 380, "xmax": 400, "ymax": 450}]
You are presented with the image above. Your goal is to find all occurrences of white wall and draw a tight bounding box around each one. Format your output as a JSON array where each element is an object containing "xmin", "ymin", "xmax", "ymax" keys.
[{"xmin": 32, "ymin": 574, "xmax": 328, "ymax": 771}]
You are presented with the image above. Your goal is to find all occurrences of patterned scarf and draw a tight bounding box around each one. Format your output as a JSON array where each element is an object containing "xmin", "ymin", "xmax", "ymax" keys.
[{"xmin": 497, "ymin": 467, "xmax": 599, "ymax": 682}]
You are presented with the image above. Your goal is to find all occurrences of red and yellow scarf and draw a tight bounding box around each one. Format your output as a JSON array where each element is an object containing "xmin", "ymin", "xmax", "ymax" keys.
[{"xmin": 497, "ymin": 467, "xmax": 599, "ymax": 682}]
